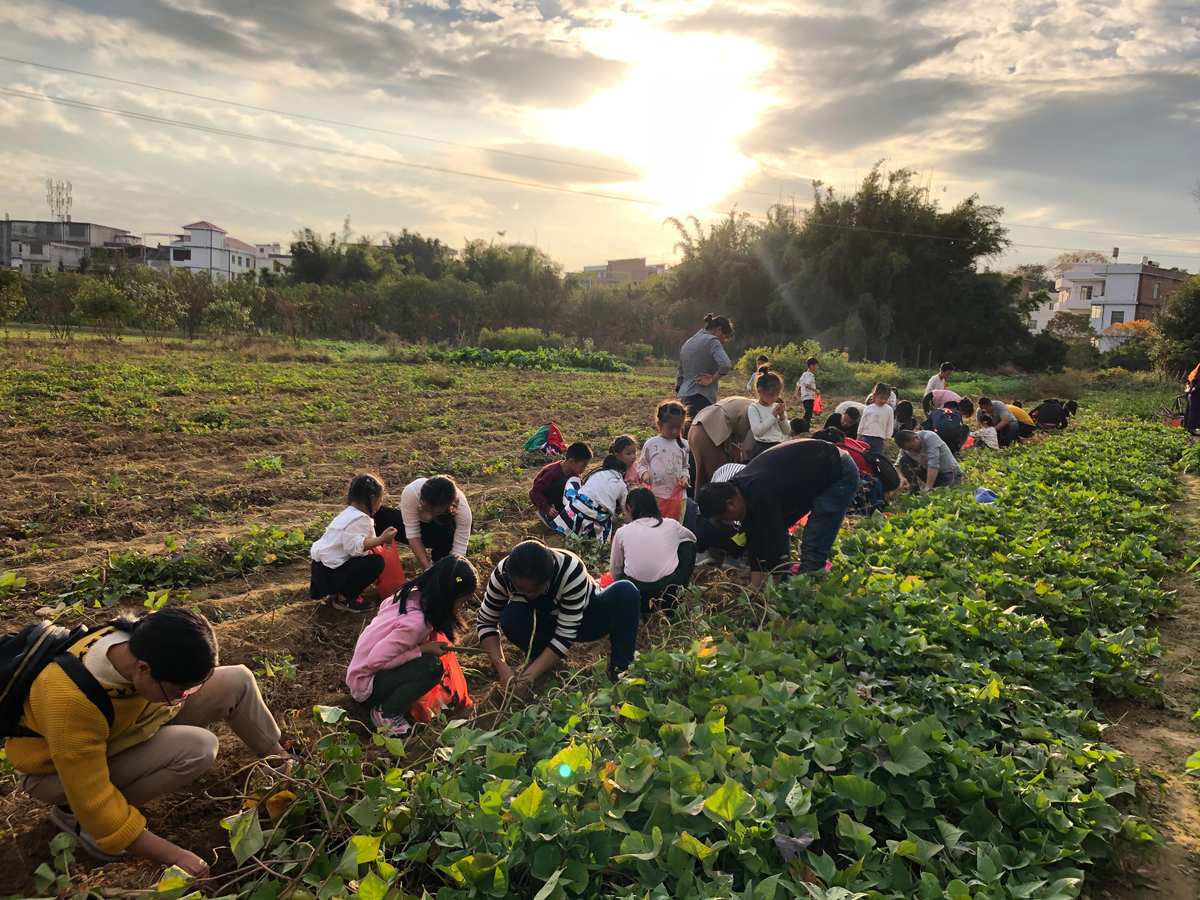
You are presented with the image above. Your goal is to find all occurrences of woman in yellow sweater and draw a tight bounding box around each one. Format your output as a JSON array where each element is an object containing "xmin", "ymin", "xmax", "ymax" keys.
[{"xmin": 8, "ymin": 608, "xmax": 287, "ymax": 878}]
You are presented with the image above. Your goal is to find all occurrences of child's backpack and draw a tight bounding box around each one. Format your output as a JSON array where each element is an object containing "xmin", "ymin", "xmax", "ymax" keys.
[
  {"xmin": 932, "ymin": 409, "xmax": 965, "ymax": 450},
  {"xmin": 0, "ymin": 622, "xmax": 113, "ymax": 739}
]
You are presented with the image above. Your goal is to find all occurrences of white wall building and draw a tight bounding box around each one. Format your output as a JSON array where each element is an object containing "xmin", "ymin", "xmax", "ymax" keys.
[
  {"xmin": 1028, "ymin": 260, "xmax": 1188, "ymax": 350},
  {"xmin": 151, "ymin": 222, "xmax": 284, "ymax": 282},
  {"xmin": 254, "ymin": 242, "xmax": 292, "ymax": 276}
]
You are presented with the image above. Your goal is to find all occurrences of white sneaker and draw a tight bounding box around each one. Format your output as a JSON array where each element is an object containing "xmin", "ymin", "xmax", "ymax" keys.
[
  {"xmin": 48, "ymin": 806, "xmax": 124, "ymax": 863},
  {"xmin": 695, "ymin": 551, "xmax": 719, "ymax": 567}
]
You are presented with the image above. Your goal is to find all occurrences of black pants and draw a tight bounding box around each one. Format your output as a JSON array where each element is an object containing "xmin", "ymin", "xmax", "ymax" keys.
[
  {"xmin": 374, "ymin": 507, "xmax": 456, "ymax": 562},
  {"xmin": 802, "ymin": 399, "xmax": 815, "ymax": 426},
  {"xmin": 627, "ymin": 542, "xmax": 697, "ymax": 614},
  {"xmin": 500, "ymin": 581, "xmax": 642, "ymax": 673},
  {"xmin": 310, "ymin": 554, "xmax": 384, "ymax": 600},
  {"xmin": 365, "ymin": 654, "xmax": 443, "ymax": 718}
]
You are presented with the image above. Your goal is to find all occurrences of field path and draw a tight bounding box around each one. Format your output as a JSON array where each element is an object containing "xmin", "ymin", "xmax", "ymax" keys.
[{"xmin": 1100, "ymin": 471, "xmax": 1200, "ymax": 898}]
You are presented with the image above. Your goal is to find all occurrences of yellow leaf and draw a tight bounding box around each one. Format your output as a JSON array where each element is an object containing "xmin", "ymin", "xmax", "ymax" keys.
[{"xmin": 265, "ymin": 789, "xmax": 297, "ymax": 819}]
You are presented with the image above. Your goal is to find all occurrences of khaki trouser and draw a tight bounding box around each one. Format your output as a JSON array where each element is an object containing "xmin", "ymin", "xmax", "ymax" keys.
[
  {"xmin": 22, "ymin": 665, "xmax": 281, "ymax": 809},
  {"xmin": 689, "ymin": 423, "xmax": 734, "ymax": 490}
]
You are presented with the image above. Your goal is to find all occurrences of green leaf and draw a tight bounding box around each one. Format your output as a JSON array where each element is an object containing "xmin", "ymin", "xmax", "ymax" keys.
[
  {"xmin": 753, "ymin": 874, "xmax": 782, "ymax": 900},
  {"xmin": 704, "ymin": 778, "xmax": 756, "ymax": 823},
  {"xmin": 613, "ymin": 826, "xmax": 664, "ymax": 862},
  {"xmin": 1185, "ymin": 750, "xmax": 1200, "ymax": 773},
  {"xmin": 511, "ymin": 781, "xmax": 546, "ymax": 819},
  {"xmin": 541, "ymin": 741, "xmax": 593, "ymax": 780},
  {"xmin": 221, "ymin": 809, "xmax": 264, "ymax": 864},
  {"xmin": 836, "ymin": 813, "xmax": 874, "ymax": 854},
  {"xmin": 350, "ymin": 834, "xmax": 382, "ymax": 865},
  {"xmin": 888, "ymin": 832, "xmax": 944, "ymax": 866},
  {"xmin": 155, "ymin": 866, "xmax": 192, "ymax": 893},
  {"xmin": 618, "ymin": 702, "xmax": 649, "ymax": 721},
  {"xmin": 356, "ymin": 870, "xmax": 390, "ymax": 900},
  {"xmin": 830, "ymin": 774, "xmax": 886, "ymax": 808},
  {"xmin": 313, "ymin": 704, "xmax": 347, "ymax": 724},
  {"xmin": 533, "ymin": 866, "xmax": 564, "ymax": 900},
  {"xmin": 674, "ymin": 831, "xmax": 716, "ymax": 861},
  {"xmin": 486, "ymin": 748, "xmax": 524, "ymax": 777},
  {"xmin": 975, "ymin": 678, "xmax": 1002, "ymax": 701},
  {"xmin": 883, "ymin": 735, "xmax": 933, "ymax": 776}
]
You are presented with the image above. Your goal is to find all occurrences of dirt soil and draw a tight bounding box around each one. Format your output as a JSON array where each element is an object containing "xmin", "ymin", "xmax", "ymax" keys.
[{"xmin": 1096, "ymin": 472, "xmax": 1200, "ymax": 899}]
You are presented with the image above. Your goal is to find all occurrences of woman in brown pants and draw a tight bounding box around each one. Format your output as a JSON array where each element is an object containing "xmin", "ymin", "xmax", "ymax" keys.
[{"xmin": 689, "ymin": 395, "xmax": 754, "ymax": 489}]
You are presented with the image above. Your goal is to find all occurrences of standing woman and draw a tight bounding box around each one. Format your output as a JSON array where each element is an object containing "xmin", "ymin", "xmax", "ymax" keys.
[
  {"xmin": 676, "ymin": 314, "xmax": 735, "ymax": 423},
  {"xmin": 375, "ymin": 476, "xmax": 472, "ymax": 572},
  {"xmin": 1186, "ymin": 360, "xmax": 1200, "ymax": 436}
]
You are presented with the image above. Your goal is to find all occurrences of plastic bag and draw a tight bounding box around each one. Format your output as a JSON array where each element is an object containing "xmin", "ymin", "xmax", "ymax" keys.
[
  {"xmin": 370, "ymin": 542, "xmax": 407, "ymax": 600},
  {"xmin": 812, "ymin": 395, "xmax": 824, "ymax": 415},
  {"xmin": 408, "ymin": 630, "xmax": 473, "ymax": 723}
]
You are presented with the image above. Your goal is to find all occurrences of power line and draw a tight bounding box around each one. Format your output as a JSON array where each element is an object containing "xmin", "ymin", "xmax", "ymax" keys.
[
  {"xmin": 4, "ymin": 86, "xmax": 1200, "ymax": 263},
  {"xmin": 0, "ymin": 53, "xmax": 816, "ymax": 199}
]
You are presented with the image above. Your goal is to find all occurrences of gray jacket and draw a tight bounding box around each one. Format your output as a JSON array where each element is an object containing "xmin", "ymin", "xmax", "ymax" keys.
[{"xmin": 676, "ymin": 330, "xmax": 732, "ymax": 403}]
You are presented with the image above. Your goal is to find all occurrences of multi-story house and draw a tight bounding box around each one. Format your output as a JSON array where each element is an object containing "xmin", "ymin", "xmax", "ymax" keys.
[{"xmin": 1, "ymin": 217, "xmax": 142, "ymax": 274}]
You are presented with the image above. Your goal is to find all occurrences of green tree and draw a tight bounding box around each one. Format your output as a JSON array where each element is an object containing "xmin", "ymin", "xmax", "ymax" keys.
[
  {"xmin": 203, "ymin": 295, "xmax": 252, "ymax": 338},
  {"xmin": 122, "ymin": 269, "xmax": 183, "ymax": 337},
  {"xmin": 0, "ymin": 269, "xmax": 26, "ymax": 333},
  {"xmin": 172, "ymin": 269, "xmax": 215, "ymax": 339},
  {"xmin": 1048, "ymin": 250, "xmax": 1108, "ymax": 275},
  {"xmin": 74, "ymin": 277, "xmax": 134, "ymax": 340},
  {"xmin": 1047, "ymin": 310, "xmax": 1100, "ymax": 368},
  {"xmin": 383, "ymin": 229, "xmax": 458, "ymax": 279},
  {"xmin": 1153, "ymin": 276, "xmax": 1200, "ymax": 376}
]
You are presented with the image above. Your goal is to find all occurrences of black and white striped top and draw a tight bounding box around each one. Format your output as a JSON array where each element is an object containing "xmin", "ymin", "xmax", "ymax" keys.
[{"xmin": 476, "ymin": 548, "xmax": 594, "ymax": 657}]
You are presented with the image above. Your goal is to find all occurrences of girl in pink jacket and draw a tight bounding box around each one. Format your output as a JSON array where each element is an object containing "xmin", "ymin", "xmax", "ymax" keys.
[{"xmin": 345, "ymin": 555, "xmax": 478, "ymax": 736}]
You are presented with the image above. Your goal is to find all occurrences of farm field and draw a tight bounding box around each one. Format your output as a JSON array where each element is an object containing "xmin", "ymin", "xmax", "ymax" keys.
[{"xmin": 0, "ymin": 337, "xmax": 1197, "ymax": 900}]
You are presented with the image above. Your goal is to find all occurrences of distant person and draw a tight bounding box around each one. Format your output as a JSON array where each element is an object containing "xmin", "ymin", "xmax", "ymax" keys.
[
  {"xmin": 789, "ymin": 416, "xmax": 810, "ymax": 437},
  {"xmin": 10, "ymin": 608, "xmax": 287, "ymax": 878},
  {"xmin": 1187, "ymin": 362, "xmax": 1200, "ymax": 435},
  {"xmin": 374, "ymin": 475, "xmax": 471, "ymax": 572},
  {"xmin": 836, "ymin": 405, "xmax": 863, "ymax": 438},
  {"xmin": 676, "ymin": 314, "xmax": 734, "ymax": 421},
  {"xmin": 477, "ymin": 541, "xmax": 641, "ymax": 685},
  {"xmin": 925, "ymin": 362, "xmax": 954, "ymax": 395},
  {"xmin": 835, "ymin": 399, "xmax": 866, "ymax": 417},
  {"xmin": 1031, "ymin": 398, "xmax": 1074, "ymax": 430},
  {"xmin": 792, "ymin": 357, "xmax": 820, "ymax": 428},
  {"xmin": 893, "ymin": 400, "xmax": 918, "ymax": 435},
  {"xmin": 863, "ymin": 386, "xmax": 898, "ymax": 408},
  {"xmin": 1006, "ymin": 402, "xmax": 1037, "ymax": 439},
  {"xmin": 747, "ymin": 367, "xmax": 789, "ymax": 458},
  {"xmin": 688, "ymin": 395, "xmax": 754, "ymax": 489},
  {"xmin": 896, "ymin": 429, "xmax": 963, "ymax": 491},
  {"xmin": 971, "ymin": 412, "xmax": 999, "ymax": 450},
  {"xmin": 345, "ymin": 555, "xmax": 478, "ymax": 737},
  {"xmin": 637, "ymin": 400, "xmax": 690, "ymax": 520},
  {"xmin": 697, "ymin": 439, "xmax": 859, "ymax": 586},
  {"xmin": 857, "ymin": 383, "xmax": 895, "ymax": 455},
  {"xmin": 810, "ymin": 426, "xmax": 895, "ymax": 513},
  {"xmin": 921, "ymin": 387, "xmax": 963, "ymax": 415},
  {"xmin": 924, "ymin": 400, "xmax": 968, "ymax": 454},
  {"xmin": 610, "ymin": 488, "xmax": 697, "ymax": 613},
  {"xmin": 979, "ymin": 397, "xmax": 1019, "ymax": 447},
  {"xmin": 310, "ymin": 473, "xmax": 397, "ymax": 613},
  {"xmin": 745, "ymin": 354, "xmax": 770, "ymax": 393},
  {"xmin": 530, "ymin": 442, "xmax": 592, "ymax": 530}
]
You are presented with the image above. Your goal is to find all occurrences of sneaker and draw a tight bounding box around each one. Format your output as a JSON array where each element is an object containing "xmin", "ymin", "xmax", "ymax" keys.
[
  {"xmin": 330, "ymin": 594, "xmax": 373, "ymax": 613},
  {"xmin": 48, "ymin": 806, "xmax": 124, "ymax": 864},
  {"xmin": 694, "ymin": 551, "xmax": 719, "ymax": 567},
  {"xmin": 370, "ymin": 707, "xmax": 411, "ymax": 738}
]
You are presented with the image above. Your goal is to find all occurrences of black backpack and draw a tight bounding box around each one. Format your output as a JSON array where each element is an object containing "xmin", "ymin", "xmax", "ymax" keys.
[
  {"xmin": 933, "ymin": 410, "xmax": 965, "ymax": 450},
  {"xmin": 0, "ymin": 622, "xmax": 114, "ymax": 739},
  {"xmin": 1033, "ymin": 399, "xmax": 1067, "ymax": 429}
]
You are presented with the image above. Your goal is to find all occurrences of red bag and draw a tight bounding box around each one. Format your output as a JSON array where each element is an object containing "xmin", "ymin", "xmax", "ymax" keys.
[
  {"xmin": 369, "ymin": 543, "xmax": 407, "ymax": 600},
  {"xmin": 598, "ymin": 572, "xmax": 615, "ymax": 589},
  {"xmin": 813, "ymin": 395, "xmax": 824, "ymax": 415},
  {"xmin": 408, "ymin": 630, "xmax": 473, "ymax": 723},
  {"xmin": 656, "ymin": 484, "xmax": 685, "ymax": 522}
]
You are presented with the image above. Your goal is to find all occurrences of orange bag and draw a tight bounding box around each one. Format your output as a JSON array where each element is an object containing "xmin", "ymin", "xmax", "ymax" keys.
[
  {"xmin": 598, "ymin": 572, "xmax": 616, "ymax": 589},
  {"xmin": 813, "ymin": 395, "xmax": 824, "ymax": 415},
  {"xmin": 370, "ymin": 543, "xmax": 407, "ymax": 600},
  {"xmin": 656, "ymin": 484, "xmax": 685, "ymax": 522},
  {"xmin": 408, "ymin": 630, "xmax": 473, "ymax": 723}
]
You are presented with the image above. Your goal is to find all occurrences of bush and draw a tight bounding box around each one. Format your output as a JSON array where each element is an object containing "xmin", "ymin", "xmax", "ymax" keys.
[
  {"xmin": 1030, "ymin": 371, "xmax": 1086, "ymax": 399},
  {"xmin": 74, "ymin": 277, "xmax": 133, "ymax": 339},
  {"xmin": 737, "ymin": 341, "xmax": 857, "ymax": 393},
  {"xmin": 623, "ymin": 342, "xmax": 654, "ymax": 362},
  {"xmin": 1102, "ymin": 335, "xmax": 1155, "ymax": 371},
  {"xmin": 478, "ymin": 327, "xmax": 570, "ymax": 351}
]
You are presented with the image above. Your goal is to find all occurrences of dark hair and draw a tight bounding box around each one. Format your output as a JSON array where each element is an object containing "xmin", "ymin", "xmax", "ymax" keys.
[
  {"xmin": 755, "ymin": 354, "xmax": 769, "ymax": 364},
  {"xmin": 806, "ymin": 356, "xmax": 819, "ymax": 367},
  {"xmin": 958, "ymin": 398, "xmax": 974, "ymax": 417},
  {"xmin": 697, "ymin": 482, "xmax": 738, "ymax": 518},
  {"xmin": 600, "ymin": 453, "xmax": 628, "ymax": 474},
  {"xmin": 939, "ymin": 362, "xmax": 954, "ymax": 372},
  {"xmin": 565, "ymin": 442, "xmax": 593, "ymax": 462},
  {"xmin": 870, "ymin": 382, "xmax": 890, "ymax": 398},
  {"xmin": 789, "ymin": 417, "xmax": 809, "ymax": 436},
  {"xmin": 812, "ymin": 426, "xmax": 845, "ymax": 444},
  {"xmin": 894, "ymin": 400, "xmax": 914, "ymax": 425},
  {"xmin": 347, "ymin": 473, "xmax": 384, "ymax": 508},
  {"xmin": 626, "ymin": 487, "xmax": 662, "ymax": 526},
  {"xmin": 921, "ymin": 391, "xmax": 935, "ymax": 414},
  {"xmin": 944, "ymin": 400, "xmax": 960, "ymax": 411},
  {"xmin": 842, "ymin": 406, "xmax": 862, "ymax": 422},
  {"xmin": 754, "ymin": 366, "xmax": 783, "ymax": 393},
  {"xmin": 419, "ymin": 475, "xmax": 458, "ymax": 509},
  {"xmin": 610, "ymin": 435, "xmax": 637, "ymax": 456},
  {"xmin": 504, "ymin": 540, "xmax": 558, "ymax": 586},
  {"xmin": 978, "ymin": 396, "xmax": 992, "ymax": 407},
  {"xmin": 114, "ymin": 608, "xmax": 218, "ymax": 686},
  {"xmin": 397, "ymin": 554, "xmax": 476, "ymax": 640},
  {"xmin": 1012, "ymin": 400, "xmax": 1024, "ymax": 408},
  {"xmin": 978, "ymin": 411, "xmax": 994, "ymax": 427},
  {"xmin": 823, "ymin": 412, "xmax": 843, "ymax": 430},
  {"xmin": 895, "ymin": 429, "xmax": 920, "ymax": 448},
  {"xmin": 1064, "ymin": 400, "xmax": 1079, "ymax": 415},
  {"xmin": 656, "ymin": 399, "xmax": 686, "ymax": 424},
  {"xmin": 702, "ymin": 313, "xmax": 733, "ymax": 335}
]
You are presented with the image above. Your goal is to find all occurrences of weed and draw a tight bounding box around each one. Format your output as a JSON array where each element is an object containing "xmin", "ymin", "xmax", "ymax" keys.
[{"xmin": 246, "ymin": 454, "xmax": 285, "ymax": 475}]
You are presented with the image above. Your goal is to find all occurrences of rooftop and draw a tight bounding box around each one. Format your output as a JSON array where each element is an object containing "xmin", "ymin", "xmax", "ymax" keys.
[{"xmin": 183, "ymin": 220, "xmax": 227, "ymax": 233}]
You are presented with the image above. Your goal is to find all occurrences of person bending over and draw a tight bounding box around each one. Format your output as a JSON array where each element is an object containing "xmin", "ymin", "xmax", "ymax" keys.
[
  {"xmin": 10, "ymin": 608, "xmax": 287, "ymax": 878},
  {"xmin": 374, "ymin": 475, "xmax": 472, "ymax": 572},
  {"xmin": 611, "ymin": 488, "xmax": 697, "ymax": 613},
  {"xmin": 310, "ymin": 473, "xmax": 397, "ymax": 613},
  {"xmin": 530, "ymin": 442, "xmax": 592, "ymax": 530},
  {"xmin": 896, "ymin": 429, "xmax": 963, "ymax": 491},
  {"xmin": 476, "ymin": 540, "xmax": 641, "ymax": 686}
]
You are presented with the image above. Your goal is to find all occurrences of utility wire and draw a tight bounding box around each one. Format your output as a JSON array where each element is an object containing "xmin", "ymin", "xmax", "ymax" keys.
[{"xmin": 4, "ymin": 86, "xmax": 1200, "ymax": 262}]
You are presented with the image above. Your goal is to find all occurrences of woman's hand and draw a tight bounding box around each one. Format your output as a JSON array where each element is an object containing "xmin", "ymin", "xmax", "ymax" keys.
[
  {"xmin": 695, "ymin": 372, "xmax": 716, "ymax": 386},
  {"xmin": 420, "ymin": 641, "xmax": 450, "ymax": 656}
]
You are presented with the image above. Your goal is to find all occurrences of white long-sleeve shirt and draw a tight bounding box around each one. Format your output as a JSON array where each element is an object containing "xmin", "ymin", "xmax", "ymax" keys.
[
  {"xmin": 399, "ymin": 478, "xmax": 472, "ymax": 557},
  {"xmin": 637, "ymin": 435, "xmax": 690, "ymax": 500},
  {"xmin": 858, "ymin": 403, "xmax": 895, "ymax": 440},
  {"xmin": 582, "ymin": 469, "xmax": 628, "ymax": 516},
  {"xmin": 925, "ymin": 374, "xmax": 947, "ymax": 394},
  {"xmin": 747, "ymin": 402, "xmax": 787, "ymax": 444},
  {"xmin": 310, "ymin": 506, "xmax": 373, "ymax": 568},
  {"xmin": 610, "ymin": 518, "xmax": 696, "ymax": 583}
]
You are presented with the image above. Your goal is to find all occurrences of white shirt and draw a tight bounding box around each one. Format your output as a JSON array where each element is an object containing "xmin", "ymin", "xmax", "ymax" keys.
[
  {"xmin": 858, "ymin": 402, "xmax": 895, "ymax": 440},
  {"xmin": 638, "ymin": 435, "xmax": 690, "ymax": 500},
  {"xmin": 747, "ymin": 402, "xmax": 787, "ymax": 444},
  {"xmin": 610, "ymin": 517, "xmax": 697, "ymax": 583},
  {"xmin": 581, "ymin": 468, "xmax": 628, "ymax": 516},
  {"xmin": 797, "ymin": 370, "xmax": 818, "ymax": 401},
  {"xmin": 712, "ymin": 463, "xmax": 745, "ymax": 483},
  {"xmin": 925, "ymin": 374, "xmax": 947, "ymax": 394},
  {"xmin": 972, "ymin": 426, "xmax": 999, "ymax": 450},
  {"xmin": 311, "ymin": 506, "xmax": 373, "ymax": 568},
  {"xmin": 835, "ymin": 400, "xmax": 866, "ymax": 416},
  {"xmin": 399, "ymin": 478, "xmax": 472, "ymax": 557},
  {"xmin": 864, "ymin": 390, "xmax": 898, "ymax": 408}
]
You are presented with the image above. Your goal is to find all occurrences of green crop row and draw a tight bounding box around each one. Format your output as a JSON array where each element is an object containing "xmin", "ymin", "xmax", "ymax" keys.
[{"xmin": 186, "ymin": 416, "xmax": 1188, "ymax": 900}]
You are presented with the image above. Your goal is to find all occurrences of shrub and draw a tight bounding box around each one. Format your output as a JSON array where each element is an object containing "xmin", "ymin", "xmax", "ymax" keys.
[
  {"xmin": 478, "ymin": 326, "xmax": 571, "ymax": 351},
  {"xmin": 737, "ymin": 341, "xmax": 857, "ymax": 393},
  {"xmin": 73, "ymin": 277, "xmax": 133, "ymax": 339},
  {"xmin": 1030, "ymin": 371, "xmax": 1086, "ymax": 399},
  {"xmin": 203, "ymin": 296, "xmax": 253, "ymax": 338},
  {"xmin": 623, "ymin": 342, "xmax": 654, "ymax": 362}
]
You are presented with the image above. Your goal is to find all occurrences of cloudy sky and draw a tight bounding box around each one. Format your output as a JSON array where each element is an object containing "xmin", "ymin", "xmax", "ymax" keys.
[{"xmin": 1, "ymin": 0, "xmax": 1197, "ymax": 271}]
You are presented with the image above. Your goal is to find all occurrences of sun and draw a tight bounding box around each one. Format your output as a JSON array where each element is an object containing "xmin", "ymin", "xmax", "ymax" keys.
[{"xmin": 544, "ymin": 27, "xmax": 775, "ymax": 214}]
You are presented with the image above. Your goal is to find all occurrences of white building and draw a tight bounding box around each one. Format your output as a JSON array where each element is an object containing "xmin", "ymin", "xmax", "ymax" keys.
[
  {"xmin": 1028, "ymin": 259, "xmax": 1188, "ymax": 350},
  {"xmin": 151, "ymin": 221, "xmax": 263, "ymax": 282},
  {"xmin": 254, "ymin": 242, "xmax": 292, "ymax": 276}
]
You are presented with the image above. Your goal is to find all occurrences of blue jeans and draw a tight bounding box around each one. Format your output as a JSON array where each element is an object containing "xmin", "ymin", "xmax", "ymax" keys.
[
  {"xmin": 499, "ymin": 580, "xmax": 642, "ymax": 672},
  {"xmin": 862, "ymin": 435, "xmax": 884, "ymax": 456},
  {"xmin": 799, "ymin": 451, "xmax": 860, "ymax": 572},
  {"xmin": 933, "ymin": 468, "xmax": 963, "ymax": 488},
  {"xmin": 998, "ymin": 419, "xmax": 1020, "ymax": 447}
]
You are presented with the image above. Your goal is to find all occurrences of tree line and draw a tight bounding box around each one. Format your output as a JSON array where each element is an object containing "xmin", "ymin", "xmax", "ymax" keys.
[{"xmin": 1, "ymin": 164, "xmax": 1196, "ymax": 373}]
